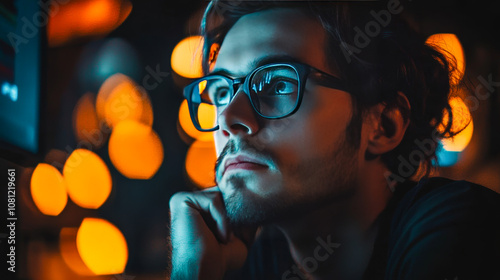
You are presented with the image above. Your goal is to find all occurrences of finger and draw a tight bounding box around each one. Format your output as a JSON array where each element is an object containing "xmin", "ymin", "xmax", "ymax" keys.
[
  {"xmin": 171, "ymin": 190, "xmax": 230, "ymax": 243},
  {"xmin": 201, "ymin": 186, "xmax": 258, "ymax": 247},
  {"xmin": 202, "ymin": 186, "xmax": 258, "ymax": 247},
  {"xmin": 200, "ymin": 186, "xmax": 231, "ymax": 242},
  {"xmin": 200, "ymin": 185, "xmax": 220, "ymax": 193},
  {"xmin": 195, "ymin": 189, "xmax": 230, "ymax": 243}
]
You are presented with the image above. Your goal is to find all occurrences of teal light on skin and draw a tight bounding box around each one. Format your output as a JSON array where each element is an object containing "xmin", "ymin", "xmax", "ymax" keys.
[{"xmin": 435, "ymin": 142, "xmax": 461, "ymax": 167}]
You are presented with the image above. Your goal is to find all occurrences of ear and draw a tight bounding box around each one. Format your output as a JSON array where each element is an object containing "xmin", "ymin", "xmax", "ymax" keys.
[{"xmin": 366, "ymin": 92, "xmax": 410, "ymax": 156}]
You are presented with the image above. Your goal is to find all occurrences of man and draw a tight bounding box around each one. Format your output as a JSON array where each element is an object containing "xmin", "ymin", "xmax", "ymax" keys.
[{"xmin": 169, "ymin": 1, "xmax": 500, "ymax": 279}]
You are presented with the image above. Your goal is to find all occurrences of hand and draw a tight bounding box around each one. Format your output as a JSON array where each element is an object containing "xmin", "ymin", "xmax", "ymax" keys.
[{"xmin": 169, "ymin": 186, "xmax": 256, "ymax": 279}]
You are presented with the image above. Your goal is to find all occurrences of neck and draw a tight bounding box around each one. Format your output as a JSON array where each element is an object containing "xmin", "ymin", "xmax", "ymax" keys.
[{"xmin": 276, "ymin": 164, "xmax": 393, "ymax": 280}]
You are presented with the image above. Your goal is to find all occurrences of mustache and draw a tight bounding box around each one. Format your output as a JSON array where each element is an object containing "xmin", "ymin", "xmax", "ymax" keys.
[
  {"xmin": 214, "ymin": 138, "xmax": 272, "ymax": 183},
  {"xmin": 214, "ymin": 140, "xmax": 236, "ymax": 182}
]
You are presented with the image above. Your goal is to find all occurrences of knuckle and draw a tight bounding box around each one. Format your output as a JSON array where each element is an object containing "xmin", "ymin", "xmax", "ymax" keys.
[{"xmin": 169, "ymin": 192, "xmax": 191, "ymax": 209}]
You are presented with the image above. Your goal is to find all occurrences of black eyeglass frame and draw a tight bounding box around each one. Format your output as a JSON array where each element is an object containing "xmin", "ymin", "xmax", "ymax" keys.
[{"xmin": 183, "ymin": 62, "xmax": 349, "ymax": 132}]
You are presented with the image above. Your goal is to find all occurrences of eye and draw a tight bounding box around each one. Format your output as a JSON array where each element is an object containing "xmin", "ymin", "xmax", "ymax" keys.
[
  {"xmin": 212, "ymin": 88, "xmax": 230, "ymax": 106},
  {"xmin": 253, "ymin": 78, "xmax": 298, "ymax": 96},
  {"xmin": 273, "ymin": 80, "xmax": 297, "ymax": 95}
]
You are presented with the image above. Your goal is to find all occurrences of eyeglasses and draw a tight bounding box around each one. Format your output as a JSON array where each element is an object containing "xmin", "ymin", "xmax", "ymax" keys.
[{"xmin": 183, "ymin": 62, "xmax": 348, "ymax": 132}]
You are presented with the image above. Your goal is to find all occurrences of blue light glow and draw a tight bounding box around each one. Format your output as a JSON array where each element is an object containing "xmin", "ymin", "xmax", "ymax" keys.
[
  {"xmin": 1, "ymin": 81, "xmax": 18, "ymax": 102},
  {"xmin": 1, "ymin": 81, "xmax": 9, "ymax": 95},
  {"xmin": 435, "ymin": 142, "xmax": 461, "ymax": 167}
]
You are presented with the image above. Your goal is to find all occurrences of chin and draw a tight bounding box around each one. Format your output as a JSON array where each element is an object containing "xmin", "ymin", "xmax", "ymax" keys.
[{"xmin": 220, "ymin": 174, "xmax": 285, "ymax": 227}]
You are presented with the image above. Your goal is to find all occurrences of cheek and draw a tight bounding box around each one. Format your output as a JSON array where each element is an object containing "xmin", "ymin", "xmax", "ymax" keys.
[
  {"xmin": 212, "ymin": 89, "xmax": 353, "ymax": 162},
  {"xmin": 273, "ymin": 90, "xmax": 353, "ymax": 159}
]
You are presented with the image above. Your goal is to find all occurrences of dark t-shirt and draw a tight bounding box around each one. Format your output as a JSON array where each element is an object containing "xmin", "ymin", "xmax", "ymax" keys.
[{"xmin": 225, "ymin": 177, "xmax": 500, "ymax": 279}]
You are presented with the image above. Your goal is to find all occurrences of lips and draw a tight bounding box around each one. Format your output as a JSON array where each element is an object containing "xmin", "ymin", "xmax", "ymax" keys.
[{"xmin": 222, "ymin": 155, "xmax": 268, "ymax": 177}]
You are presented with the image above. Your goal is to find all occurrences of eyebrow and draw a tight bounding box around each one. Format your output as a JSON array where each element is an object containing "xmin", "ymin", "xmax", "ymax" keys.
[{"xmin": 209, "ymin": 54, "xmax": 302, "ymax": 78}]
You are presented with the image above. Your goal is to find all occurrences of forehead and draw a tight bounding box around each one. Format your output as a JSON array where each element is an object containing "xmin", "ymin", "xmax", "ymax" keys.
[{"xmin": 213, "ymin": 8, "xmax": 330, "ymax": 76}]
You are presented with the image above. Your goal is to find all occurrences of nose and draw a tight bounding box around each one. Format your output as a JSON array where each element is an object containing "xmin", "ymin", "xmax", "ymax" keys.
[{"xmin": 217, "ymin": 87, "xmax": 261, "ymax": 137}]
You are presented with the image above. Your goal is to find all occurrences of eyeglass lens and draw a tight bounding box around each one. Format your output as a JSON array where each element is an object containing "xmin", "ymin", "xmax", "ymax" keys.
[{"xmin": 189, "ymin": 65, "xmax": 300, "ymax": 130}]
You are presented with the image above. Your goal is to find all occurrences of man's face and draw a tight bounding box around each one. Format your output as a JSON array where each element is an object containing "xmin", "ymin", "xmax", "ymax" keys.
[{"xmin": 212, "ymin": 8, "xmax": 361, "ymax": 227}]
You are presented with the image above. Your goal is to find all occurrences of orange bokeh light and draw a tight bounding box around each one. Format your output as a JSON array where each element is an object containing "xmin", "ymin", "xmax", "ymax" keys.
[
  {"xmin": 63, "ymin": 149, "xmax": 112, "ymax": 209},
  {"xmin": 171, "ymin": 36, "xmax": 204, "ymax": 78},
  {"xmin": 76, "ymin": 218, "xmax": 128, "ymax": 275},
  {"xmin": 60, "ymin": 227, "xmax": 95, "ymax": 276},
  {"xmin": 30, "ymin": 163, "xmax": 68, "ymax": 216},
  {"xmin": 96, "ymin": 73, "xmax": 153, "ymax": 129},
  {"xmin": 185, "ymin": 139, "xmax": 217, "ymax": 188},
  {"xmin": 440, "ymin": 96, "xmax": 474, "ymax": 152},
  {"xmin": 442, "ymin": 119, "xmax": 473, "ymax": 152},
  {"xmin": 72, "ymin": 92, "xmax": 106, "ymax": 149},
  {"xmin": 426, "ymin": 33, "xmax": 466, "ymax": 85},
  {"xmin": 108, "ymin": 120, "xmax": 164, "ymax": 179},
  {"xmin": 48, "ymin": 0, "xmax": 133, "ymax": 47},
  {"xmin": 178, "ymin": 100, "xmax": 215, "ymax": 142}
]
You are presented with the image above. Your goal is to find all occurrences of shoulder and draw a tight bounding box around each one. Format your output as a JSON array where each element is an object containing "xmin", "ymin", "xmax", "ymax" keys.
[
  {"xmin": 391, "ymin": 177, "xmax": 500, "ymax": 230},
  {"xmin": 391, "ymin": 177, "xmax": 500, "ymax": 228},
  {"xmin": 386, "ymin": 177, "xmax": 500, "ymax": 280}
]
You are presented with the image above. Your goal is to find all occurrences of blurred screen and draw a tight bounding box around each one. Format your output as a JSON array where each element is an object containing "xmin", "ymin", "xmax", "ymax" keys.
[{"xmin": 0, "ymin": 0, "xmax": 41, "ymax": 155}]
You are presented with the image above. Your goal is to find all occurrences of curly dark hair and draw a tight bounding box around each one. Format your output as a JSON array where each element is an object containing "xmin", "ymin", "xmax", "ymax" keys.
[{"xmin": 200, "ymin": 0, "xmax": 462, "ymax": 181}]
